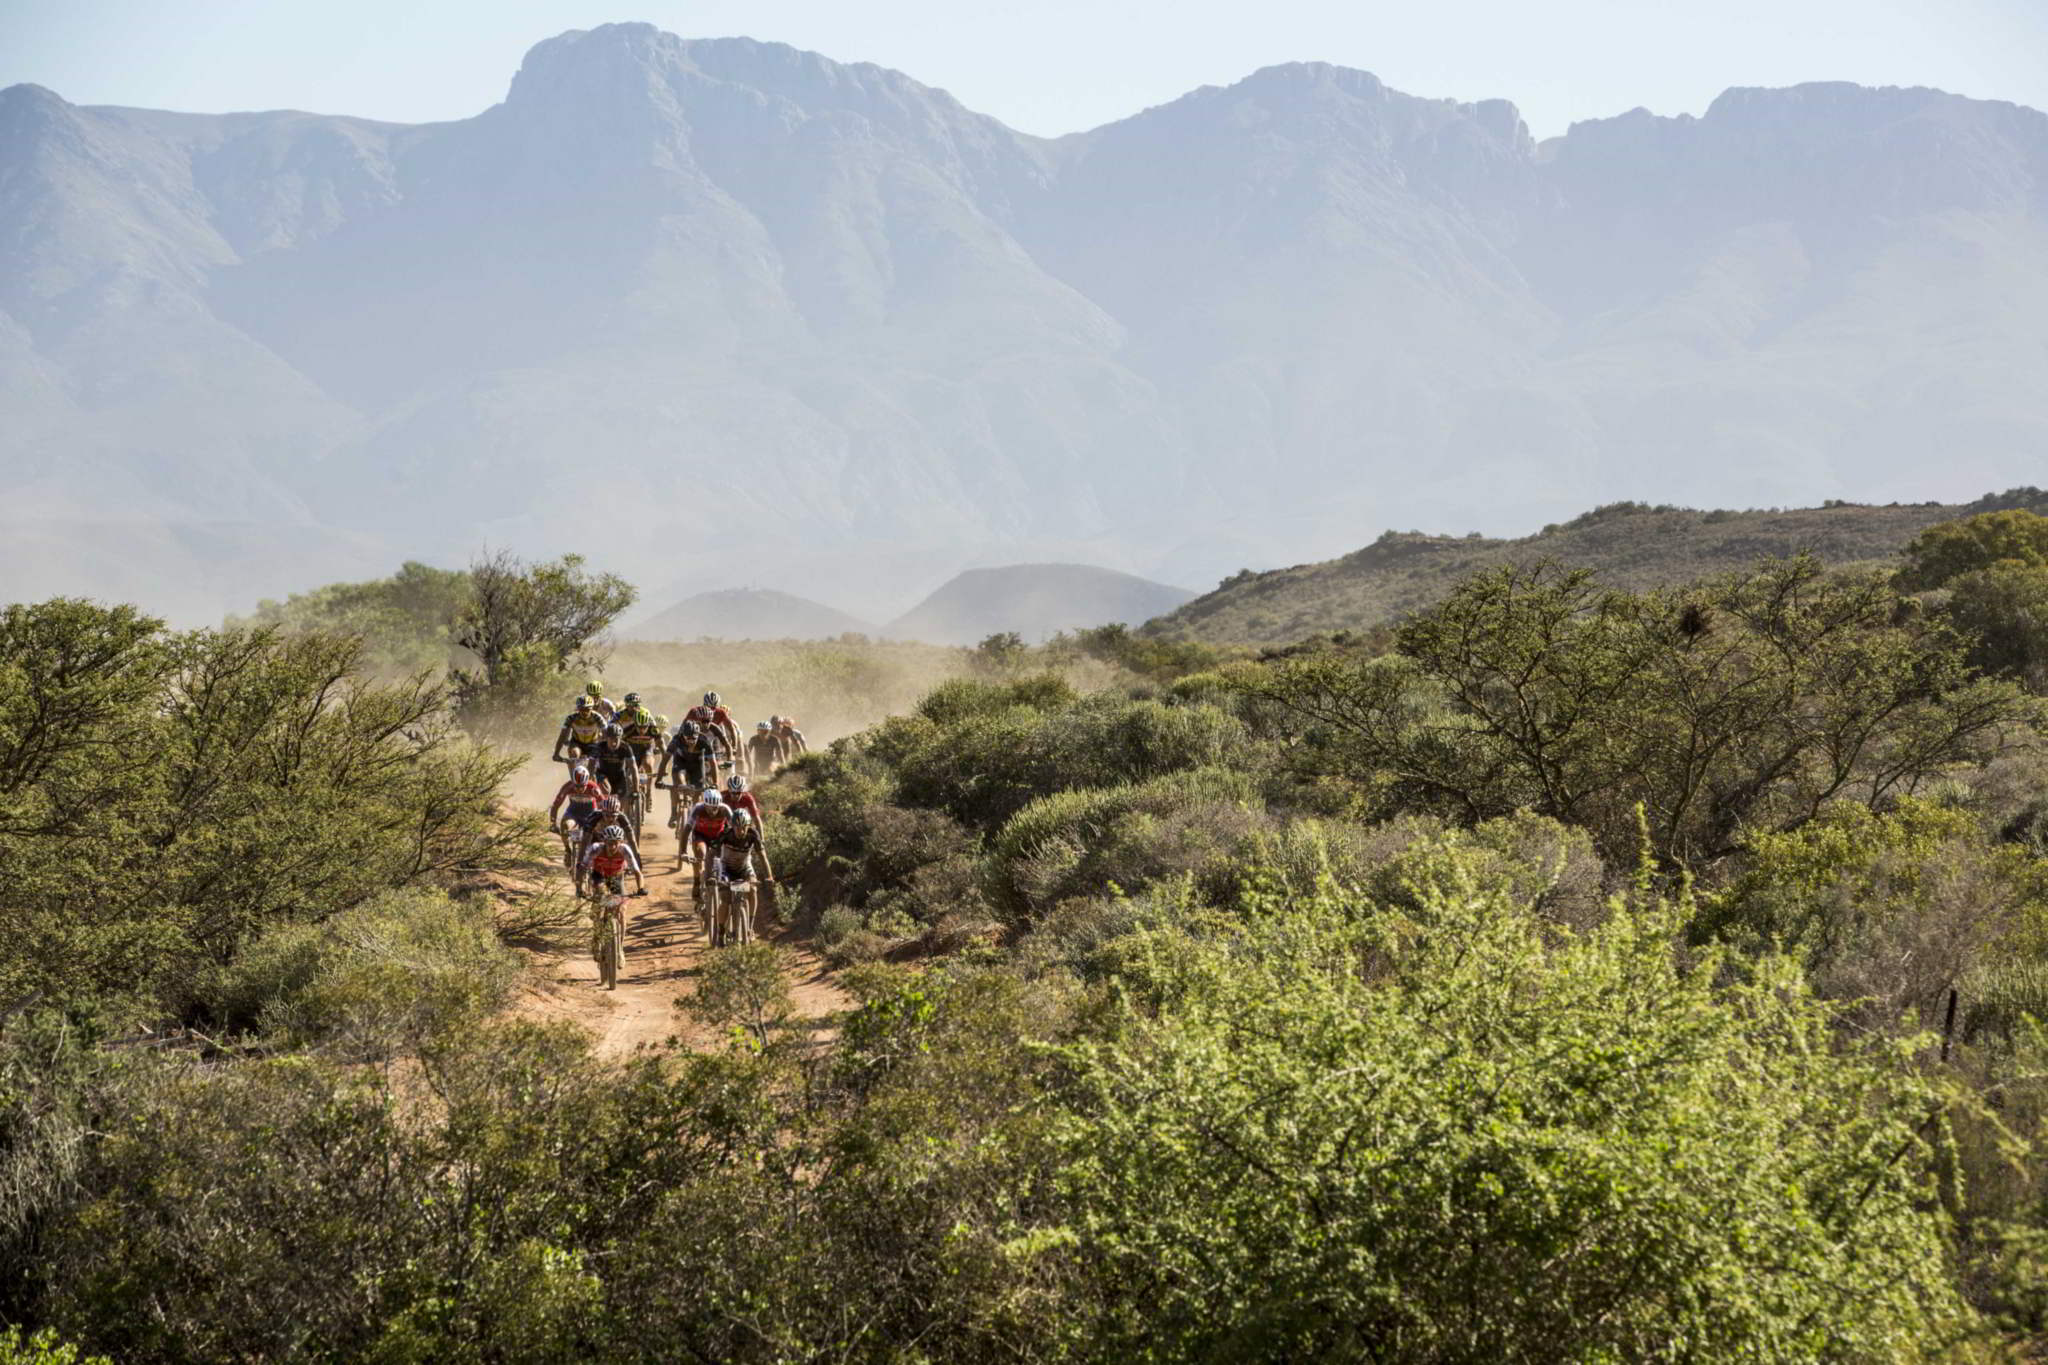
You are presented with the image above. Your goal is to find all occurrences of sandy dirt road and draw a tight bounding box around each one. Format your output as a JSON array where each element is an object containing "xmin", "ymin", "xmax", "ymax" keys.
[{"xmin": 514, "ymin": 800, "xmax": 845, "ymax": 1057}]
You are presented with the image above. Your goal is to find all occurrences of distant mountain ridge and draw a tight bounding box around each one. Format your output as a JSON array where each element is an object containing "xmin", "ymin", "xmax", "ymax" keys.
[
  {"xmin": 1145, "ymin": 490, "xmax": 2048, "ymax": 643},
  {"xmin": 887, "ymin": 564, "xmax": 1195, "ymax": 645},
  {"xmin": 6, "ymin": 24, "xmax": 2048, "ymax": 619}
]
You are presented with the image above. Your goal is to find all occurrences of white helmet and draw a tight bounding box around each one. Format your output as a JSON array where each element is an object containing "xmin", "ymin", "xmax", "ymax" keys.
[
  {"xmin": 599, "ymin": 825, "xmax": 625, "ymax": 843},
  {"xmin": 703, "ymin": 789, "xmax": 723, "ymax": 806}
]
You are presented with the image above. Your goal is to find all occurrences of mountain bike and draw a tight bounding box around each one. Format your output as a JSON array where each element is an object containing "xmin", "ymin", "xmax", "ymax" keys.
[
  {"xmin": 622, "ymin": 785, "xmax": 645, "ymax": 844},
  {"xmin": 591, "ymin": 887, "xmax": 646, "ymax": 991},
  {"xmin": 708, "ymin": 863, "xmax": 759, "ymax": 949}
]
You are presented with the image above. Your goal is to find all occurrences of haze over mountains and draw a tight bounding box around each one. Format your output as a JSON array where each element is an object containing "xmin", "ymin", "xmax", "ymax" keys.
[{"xmin": 5, "ymin": 21, "xmax": 2047, "ymax": 620}]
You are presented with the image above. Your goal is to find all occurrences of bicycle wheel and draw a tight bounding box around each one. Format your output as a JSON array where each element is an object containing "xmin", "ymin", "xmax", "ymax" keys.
[
  {"xmin": 733, "ymin": 885, "xmax": 755, "ymax": 946},
  {"xmin": 606, "ymin": 902, "xmax": 626, "ymax": 988},
  {"xmin": 592, "ymin": 905, "xmax": 614, "ymax": 989}
]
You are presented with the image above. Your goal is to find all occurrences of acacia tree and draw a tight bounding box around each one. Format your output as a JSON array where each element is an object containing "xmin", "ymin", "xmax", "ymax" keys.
[
  {"xmin": 1238, "ymin": 558, "xmax": 2037, "ymax": 869},
  {"xmin": 449, "ymin": 552, "xmax": 634, "ymax": 741}
]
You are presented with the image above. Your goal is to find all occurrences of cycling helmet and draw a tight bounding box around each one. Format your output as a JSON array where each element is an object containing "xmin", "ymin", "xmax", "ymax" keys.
[
  {"xmin": 624, "ymin": 691, "xmax": 641, "ymax": 705},
  {"xmin": 604, "ymin": 723, "xmax": 623, "ymax": 739},
  {"xmin": 769, "ymin": 714, "xmax": 782, "ymax": 726},
  {"xmin": 599, "ymin": 825, "xmax": 625, "ymax": 843},
  {"xmin": 732, "ymin": 809, "xmax": 754, "ymax": 830},
  {"xmin": 586, "ymin": 680, "xmax": 604, "ymax": 697},
  {"xmin": 703, "ymin": 691, "xmax": 721, "ymax": 706},
  {"xmin": 571, "ymin": 764, "xmax": 589, "ymax": 780},
  {"xmin": 681, "ymin": 720, "xmax": 702, "ymax": 737},
  {"xmin": 726, "ymin": 773, "xmax": 747, "ymax": 792},
  {"xmin": 573, "ymin": 695, "xmax": 592, "ymax": 709},
  {"xmin": 703, "ymin": 790, "xmax": 724, "ymax": 807},
  {"xmin": 656, "ymin": 714, "xmax": 669, "ymax": 729},
  {"xmin": 756, "ymin": 720, "xmax": 771, "ymax": 731}
]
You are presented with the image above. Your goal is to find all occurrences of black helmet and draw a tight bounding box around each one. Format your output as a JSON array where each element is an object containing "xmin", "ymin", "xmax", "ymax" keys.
[{"xmin": 682, "ymin": 720, "xmax": 702, "ymax": 737}]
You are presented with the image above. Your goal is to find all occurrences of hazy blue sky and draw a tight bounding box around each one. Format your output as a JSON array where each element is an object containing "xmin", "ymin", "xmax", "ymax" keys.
[{"xmin": 4, "ymin": 0, "xmax": 2046, "ymax": 136}]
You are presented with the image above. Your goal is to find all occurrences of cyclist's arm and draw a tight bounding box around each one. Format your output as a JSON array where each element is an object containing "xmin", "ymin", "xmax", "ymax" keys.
[
  {"xmin": 755, "ymin": 836, "xmax": 775, "ymax": 882},
  {"xmin": 550, "ymin": 724, "xmax": 570, "ymax": 761}
]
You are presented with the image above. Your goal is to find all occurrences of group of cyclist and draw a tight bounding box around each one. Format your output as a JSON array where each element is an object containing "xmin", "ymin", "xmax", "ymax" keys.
[{"xmin": 545, "ymin": 681, "xmax": 806, "ymax": 918}]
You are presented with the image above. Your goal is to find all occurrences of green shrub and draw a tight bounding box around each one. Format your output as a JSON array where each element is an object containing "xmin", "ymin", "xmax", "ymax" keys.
[
  {"xmin": 1697, "ymin": 797, "xmax": 2048, "ymax": 1030},
  {"xmin": 763, "ymin": 814, "xmax": 826, "ymax": 884},
  {"xmin": 1037, "ymin": 880, "xmax": 1975, "ymax": 1359},
  {"xmin": 0, "ymin": 1327, "xmax": 109, "ymax": 1365},
  {"xmin": 207, "ymin": 889, "xmax": 520, "ymax": 1058},
  {"xmin": 991, "ymin": 766, "xmax": 1250, "ymax": 920}
]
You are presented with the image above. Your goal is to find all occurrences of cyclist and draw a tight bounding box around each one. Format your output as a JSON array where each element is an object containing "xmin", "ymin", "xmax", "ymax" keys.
[
  {"xmin": 616, "ymin": 692, "xmax": 662, "ymax": 781},
  {"xmin": 746, "ymin": 720, "xmax": 782, "ymax": 775},
  {"xmin": 578, "ymin": 823, "xmax": 646, "ymax": 900},
  {"xmin": 775, "ymin": 714, "xmax": 809, "ymax": 762},
  {"xmin": 585, "ymin": 679, "xmax": 617, "ymax": 721},
  {"xmin": 723, "ymin": 773, "xmax": 764, "ymax": 827},
  {"xmin": 686, "ymin": 691, "xmax": 741, "ymax": 769},
  {"xmin": 684, "ymin": 787, "xmax": 733, "ymax": 883},
  {"xmin": 548, "ymin": 763, "xmax": 605, "ymax": 846},
  {"xmin": 709, "ymin": 807, "xmax": 775, "ymax": 932},
  {"xmin": 552, "ymin": 696, "xmax": 608, "ymax": 763},
  {"xmin": 656, "ymin": 720, "xmax": 725, "ymax": 827},
  {"xmin": 588, "ymin": 725, "xmax": 642, "ymax": 814}
]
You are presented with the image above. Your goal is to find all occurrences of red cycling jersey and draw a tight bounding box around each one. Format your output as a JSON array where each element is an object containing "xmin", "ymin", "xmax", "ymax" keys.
[
  {"xmin": 554, "ymin": 778, "xmax": 604, "ymax": 809},
  {"xmin": 687, "ymin": 704, "xmax": 735, "ymax": 733},
  {"xmin": 723, "ymin": 791, "xmax": 763, "ymax": 825},
  {"xmin": 691, "ymin": 809, "xmax": 732, "ymax": 840}
]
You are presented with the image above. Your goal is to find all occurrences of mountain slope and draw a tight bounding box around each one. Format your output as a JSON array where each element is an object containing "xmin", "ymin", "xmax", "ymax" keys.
[
  {"xmin": 628, "ymin": 588, "xmax": 875, "ymax": 641},
  {"xmin": 6, "ymin": 24, "xmax": 2048, "ymax": 620},
  {"xmin": 887, "ymin": 564, "xmax": 1195, "ymax": 645},
  {"xmin": 1146, "ymin": 491, "xmax": 2048, "ymax": 643}
]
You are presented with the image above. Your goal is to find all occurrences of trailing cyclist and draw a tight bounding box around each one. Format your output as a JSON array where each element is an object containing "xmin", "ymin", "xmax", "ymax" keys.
[
  {"xmin": 723, "ymin": 773, "xmax": 764, "ymax": 827},
  {"xmin": 548, "ymin": 763, "xmax": 606, "ymax": 852},
  {"xmin": 686, "ymin": 691, "xmax": 742, "ymax": 769},
  {"xmin": 588, "ymin": 725, "xmax": 643, "ymax": 827},
  {"xmin": 774, "ymin": 715, "xmax": 809, "ymax": 762},
  {"xmin": 684, "ymin": 787, "xmax": 733, "ymax": 890},
  {"xmin": 578, "ymin": 823, "xmax": 646, "ymax": 900},
  {"xmin": 616, "ymin": 692, "xmax": 662, "ymax": 780},
  {"xmin": 747, "ymin": 720, "xmax": 782, "ymax": 775},
  {"xmin": 657, "ymin": 720, "xmax": 726, "ymax": 827},
  {"xmin": 552, "ymin": 696, "xmax": 607, "ymax": 762}
]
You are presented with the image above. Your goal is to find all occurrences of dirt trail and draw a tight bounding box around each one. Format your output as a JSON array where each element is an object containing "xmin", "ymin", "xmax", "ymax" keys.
[{"xmin": 513, "ymin": 805, "xmax": 845, "ymax": 1058}]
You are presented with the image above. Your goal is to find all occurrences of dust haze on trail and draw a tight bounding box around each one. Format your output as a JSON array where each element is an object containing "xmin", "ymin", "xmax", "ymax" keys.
[{"xmin": 498, "ymin": 635, "xmax": 1126, "ymax": 810}]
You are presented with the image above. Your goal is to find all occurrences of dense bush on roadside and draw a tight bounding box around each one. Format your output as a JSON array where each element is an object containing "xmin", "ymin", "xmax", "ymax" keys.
[{"xmin": 0, "ymin": 600, "xmax": 536, "ymax": 1019}]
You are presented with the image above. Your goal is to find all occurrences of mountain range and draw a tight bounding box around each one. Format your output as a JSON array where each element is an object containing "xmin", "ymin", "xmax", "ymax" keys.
[{"xmin": 5, "ymin": 22, "xmax": 2047, "ymax": 621}]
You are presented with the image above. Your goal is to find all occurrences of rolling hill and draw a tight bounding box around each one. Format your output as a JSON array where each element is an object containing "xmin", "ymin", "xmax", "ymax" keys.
[
  {"xmin": 887, "ymin": 564, "xmax": 1195, "ymax": 645},
  {"xmin": 1144, "ymin": 490, "xmax": 2048, "ymax": 643}
]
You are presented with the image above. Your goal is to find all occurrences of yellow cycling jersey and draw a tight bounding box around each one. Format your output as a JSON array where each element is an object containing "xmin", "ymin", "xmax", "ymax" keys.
[{"xmin": 563, "ymin": 712, "xmax": 606, "ymax": 744}]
